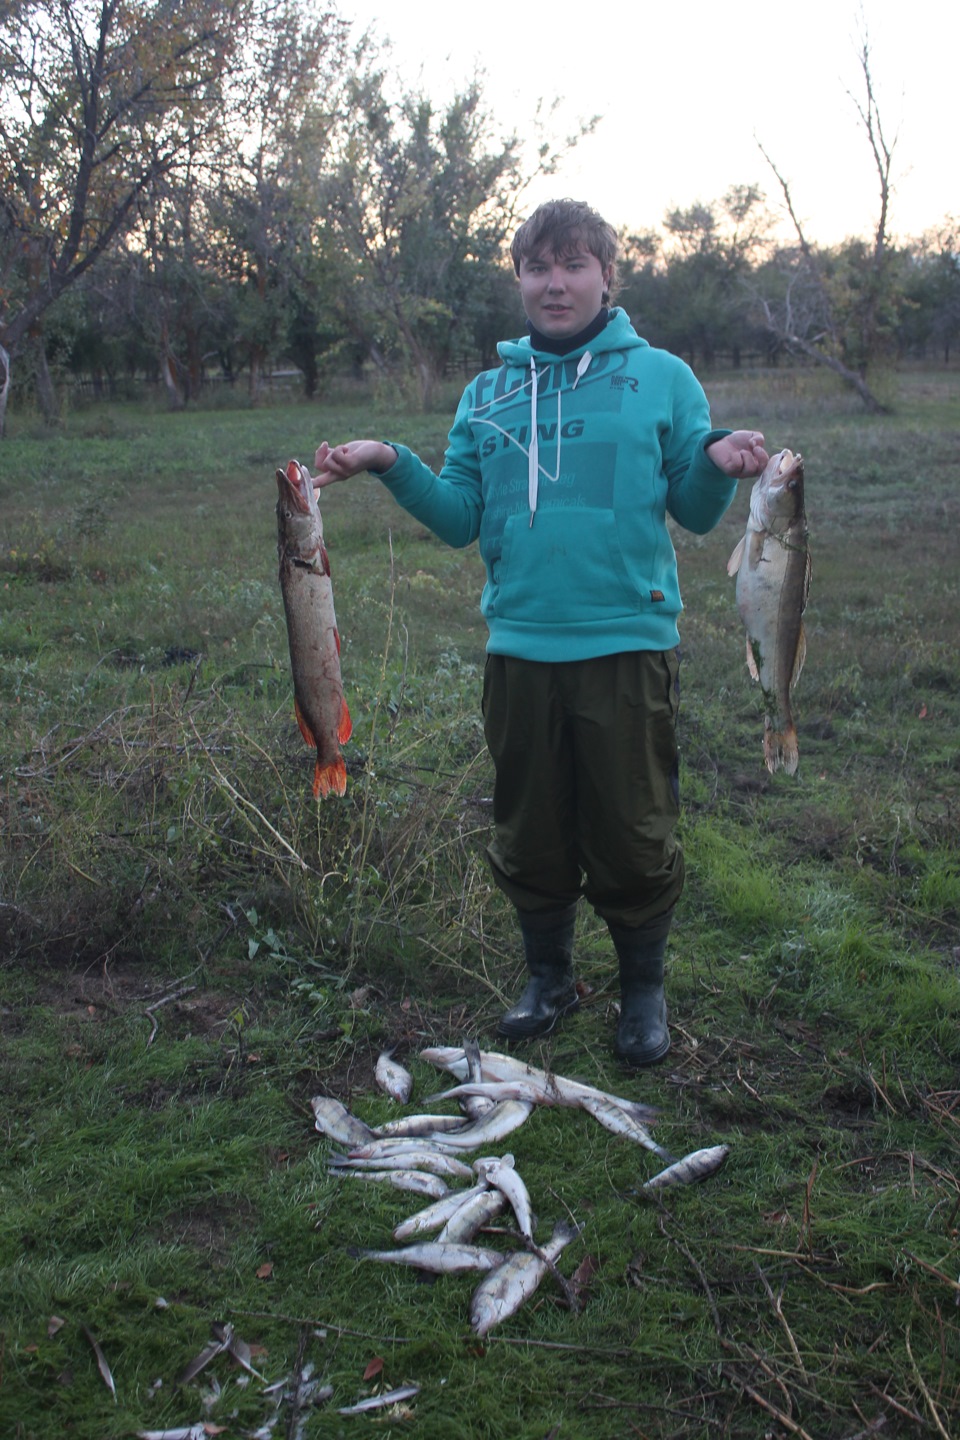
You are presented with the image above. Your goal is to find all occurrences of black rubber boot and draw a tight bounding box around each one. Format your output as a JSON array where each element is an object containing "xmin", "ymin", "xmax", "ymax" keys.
[
  {"xmin": 608, "ymin": 909, "xmax": 673, "ymax": 1067},
  {"xmin": 497, "ymin": 904, "xmax": 579, "ymax": 1040}
]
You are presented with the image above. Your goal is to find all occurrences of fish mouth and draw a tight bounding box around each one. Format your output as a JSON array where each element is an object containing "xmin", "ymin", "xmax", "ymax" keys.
[{"xmin": 276, "ymin": 459, "xmax": 312, "ymax": 513}]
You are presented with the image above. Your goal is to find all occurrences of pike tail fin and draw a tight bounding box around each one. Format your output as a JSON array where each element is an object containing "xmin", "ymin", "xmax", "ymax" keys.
[
  {"xmin": 763, "ymin": 719, "xmax": 799, "ymax": 776},
  {"xmin": 313, "ymin": 755, "xmax": 347, "ymax": 799}
]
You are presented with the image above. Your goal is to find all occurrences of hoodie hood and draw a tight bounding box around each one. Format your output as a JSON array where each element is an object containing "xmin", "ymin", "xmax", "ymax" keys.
[{"xmin": 482, "ymin": 308, "xmax": 650, "ymax": 524}]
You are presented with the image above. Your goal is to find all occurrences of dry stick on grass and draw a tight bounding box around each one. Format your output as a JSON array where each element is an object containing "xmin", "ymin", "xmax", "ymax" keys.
[
  {"xmin": 754, "ymin": 1262, "xmax": 807, "ymax": 1374},
  {"xmin": 670, "ymin": 1225, "xmax": 817, "ymax": 1440},
  {"xmin": 904, "ymin": 1321, "xmax": 952, "ymax": 1440},
  {"xmin": 188, "ymin": 715, "xmax": 311, "ymax": 873},
  {"xmin": 228, "ymin": 1307, "xmax": 630, "ymax": 1355},
  {"xmin": 145, "ymin": 984, "xmax": 198, "ymax": 1045}
]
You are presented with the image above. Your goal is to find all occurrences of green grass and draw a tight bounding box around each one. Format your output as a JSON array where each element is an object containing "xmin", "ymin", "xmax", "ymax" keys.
[{"xmin": 1, "ymin": 369, "xmax": 958, "ymax": 1438}]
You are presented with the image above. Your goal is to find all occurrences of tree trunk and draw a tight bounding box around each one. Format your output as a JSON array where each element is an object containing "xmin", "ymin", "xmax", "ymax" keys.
[
  {"xmin": 0, "ymin": 343, "xmax": 10, "ymax": 438},
  {"xmin": 34, "ymin": 344, "xmax": 59, "ymax": 423}
]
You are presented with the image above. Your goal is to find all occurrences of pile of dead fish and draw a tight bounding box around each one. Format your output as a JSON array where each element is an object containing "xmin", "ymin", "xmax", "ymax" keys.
[{"xmin": 312, "ymin": 1044, "xmax": 729, "ymax": 1338}]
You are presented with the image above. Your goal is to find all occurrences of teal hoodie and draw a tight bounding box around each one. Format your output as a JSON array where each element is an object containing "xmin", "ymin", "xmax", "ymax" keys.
[{"xmin": 379, "ymin": 308, "xmax": 735, "ymax": 661}]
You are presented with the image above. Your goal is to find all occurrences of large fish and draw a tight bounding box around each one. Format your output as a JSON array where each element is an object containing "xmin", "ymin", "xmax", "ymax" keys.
[
  {"xmin": 276, "ymin": 459, "xmax": 352, "ymax": 798},
  {"xmin": 727, "ymin": 448, "xmax": 811, "ymax": 775}
]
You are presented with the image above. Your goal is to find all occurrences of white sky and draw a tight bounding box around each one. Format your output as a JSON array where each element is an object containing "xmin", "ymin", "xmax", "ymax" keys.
[{"xmin": 337, "ymin": 0, "xmax": 954, "ymax": 246}]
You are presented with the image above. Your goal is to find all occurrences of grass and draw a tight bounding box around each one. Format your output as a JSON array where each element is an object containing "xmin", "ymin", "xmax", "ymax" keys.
[{"xmin": 1, "ymin": 368, "xmax": 958, "ymax": 1438}]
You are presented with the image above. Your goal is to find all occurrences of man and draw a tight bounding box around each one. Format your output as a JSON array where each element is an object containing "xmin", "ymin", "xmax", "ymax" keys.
[{"xmin": 312, "ymin": 199, "xmax": 767, "ymax": 1065}]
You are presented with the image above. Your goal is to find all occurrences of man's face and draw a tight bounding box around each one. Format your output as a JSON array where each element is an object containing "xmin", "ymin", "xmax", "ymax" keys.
[{"xmin": 517, "ymin": 245, "xmax": 611, "ymax": 339}]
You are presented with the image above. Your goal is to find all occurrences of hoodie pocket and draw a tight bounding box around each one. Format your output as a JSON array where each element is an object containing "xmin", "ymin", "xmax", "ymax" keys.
[{"xmin": 487, "ymin": 510, "xmax": 646, "ymax": 626}]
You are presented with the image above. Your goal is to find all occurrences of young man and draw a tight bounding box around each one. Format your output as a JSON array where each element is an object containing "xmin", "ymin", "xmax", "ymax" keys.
[{"xmin": 312, "ymin": 199, "xmax": 767, "ymax": 1066}]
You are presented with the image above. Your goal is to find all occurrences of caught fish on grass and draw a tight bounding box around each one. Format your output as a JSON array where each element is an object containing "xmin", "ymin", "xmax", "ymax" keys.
[
  {"xmin": 575, "ymin": 1093, "xmax": 675, "ymax": 1162},
  {"xmin": 329, "ymin": 1168, "xmax": 451, "ymax": 1200},
  {"xmin": 371, "ymin": 1112, "xmax": 471, "ymax": 1139},
  {"xmin": 420, "ymin": 1098, "xmax": 535, "ymax": 1151},
  {"xmin": 351, "ymin": 1241, "xmax": 506, "ymax": 1275},
  {"xmin": 276, "ymin": 459, "xmax": 352, "ymax": 798},
  {"xmin": 337, "ymin": 1385, "xmax": 420, "ymax": 1416},
  {"xmin": 727, "ymin": 447, "xmax": 811, "ymax": 775},
  {"xmin": 392, "ymin": 1182, "xmax": 491, "ymax": 1242},
  {"xmin": 474, "ymin": 1155, "xmax": 536, "ymax": 1240},
  {"xmin": 375, "ymin": 1049, "xmax": 413, "ymax": 1104},
  {"xmin": 310, "ymin": 1096, "xmax": 374, "ymax": 1147},
  {"xmin": 469, "ymin": 1220, "xmax": 582, "ymax": 1339},
  {"xmin": 420, "ymin": 1047, "xmax": 659, "ymax": 1123},
  {"xmin": 642, "ymin": 1144, "xmax": 730, "ymax": 1191},
  {"xmin": 329, "ymin": 1148, "xmax": 474, "ymax": 1181},
  {"xmin": 436, "ymin": 1188, "xmax": 507, "ymax": 1244}
]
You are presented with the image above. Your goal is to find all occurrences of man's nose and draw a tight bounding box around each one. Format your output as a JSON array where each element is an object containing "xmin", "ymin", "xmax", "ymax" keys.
[{"xmin": 546, "ymin": 267, "xmax": 566, "ymax": 291}]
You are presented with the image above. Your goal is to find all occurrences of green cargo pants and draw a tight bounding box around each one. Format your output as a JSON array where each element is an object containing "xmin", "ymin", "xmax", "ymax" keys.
[{"xmin": 482, "ymin": 650, "xmax": 684, "ymax": 929}]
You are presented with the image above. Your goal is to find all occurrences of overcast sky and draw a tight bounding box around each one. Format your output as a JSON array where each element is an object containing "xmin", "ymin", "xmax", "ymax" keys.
[{"xmin": 336, "ymin": 0, "xmax": 953, "ymax": 246}]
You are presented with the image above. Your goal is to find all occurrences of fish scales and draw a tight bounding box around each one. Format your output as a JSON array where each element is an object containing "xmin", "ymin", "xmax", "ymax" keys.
[
  {"xmin": 642, "ymin": 1144, "xmax": 729, "ymax": 1190},
  {"xmin": 727, "ymin": 448, "xmax": 811, "ymax": 775},
  {"xmin": 469, "ymin": 1220, "xmax": 581, "ymax": 1338},
  {"xmin": 276, "ymin": 459, "xmax": 351, "ymax": 798},
  {"xmin": 354, "ymin": 1241, "xmax": 505, "ymax": 1275}
]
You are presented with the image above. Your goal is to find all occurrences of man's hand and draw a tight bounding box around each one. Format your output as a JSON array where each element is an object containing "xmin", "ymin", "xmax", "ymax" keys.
[
  {"xmin": 312, "ymin": 439, "xmax": 398, "ymax": 488},
  {"xmin": 706, "ymin": 431, "xmax": 768, "ymax": 479}
]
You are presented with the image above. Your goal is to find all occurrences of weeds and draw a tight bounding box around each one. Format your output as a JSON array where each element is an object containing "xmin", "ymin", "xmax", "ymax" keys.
[{"xmin": 1, "ymin": 372, "xmax": 959, "ymax": 1437}]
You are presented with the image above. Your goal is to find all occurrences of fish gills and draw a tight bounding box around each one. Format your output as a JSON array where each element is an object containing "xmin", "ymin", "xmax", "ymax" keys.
[
  {"xmin": 727, "ymin": 449, "xmax": 810, "ymax": 775},
  {"xmin": 276, "ymin": 460, "xmax": 352, "ymax": 798}
]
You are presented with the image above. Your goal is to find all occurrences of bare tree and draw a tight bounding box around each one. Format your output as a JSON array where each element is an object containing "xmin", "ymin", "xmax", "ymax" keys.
[{"xmin": 754, "ymin": 32, "xmax": 899, "ymax": 413}]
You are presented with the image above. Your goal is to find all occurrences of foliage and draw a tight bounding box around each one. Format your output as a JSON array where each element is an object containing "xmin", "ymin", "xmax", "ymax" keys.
[{"xmin": 1, "ymin": 371, "xmax": 959, "ymax": 1436}]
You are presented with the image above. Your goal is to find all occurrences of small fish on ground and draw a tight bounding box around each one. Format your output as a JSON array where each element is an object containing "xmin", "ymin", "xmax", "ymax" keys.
[
  {"xmin": 474, "ymin": 1155, "xmax": 536, "ymax": 1240},
  {"xmin": 375, "ymin": 1049, "xmax": 413, "ymax": 1104},
  {"xmin": 436, "ymin": 1188, "xmax": 507, "ymax": 1244},
  {"xmin": 337, "ymin": 1384, "xmax": 420, "ymax": 1416},
  {"xmin": 371, "ymin": 1112, "xmax": 470, "ymax": 1138},
  {"xmin": 329, "ymin": 1168, "xmax": 450, "ymax": 1200},
  {"xmin": 727, "ymin": 447, "xmax": 811, "ymax": 775},
  {"xmin": 422, "ymin": 1098, "xmax": 535, "ymax": 1151},
  {"xmin": 310, "ymin": 1096, "xmax": 374, "ymax": 1147},
  {"xmin": 642, "ymin": 1144, "xmax": 730, "ymax": 1191},
  {"xmin": 276, "ymin": 459, "xmax": 352, "ymax": 798},
  {"xmin": 393, "ymin": 1182, "xmax": 491, "ymax": 1242},
  {"xmin": 575, "ymin": 1093, "xmax": 675, "ymax": 1162},
  {"xmin": 351, "ymin": 1241, "xmax": 506, "ymax": 1275},
  {"xmin": 469, "ymin": 1220, "xmax": 582, "ymax": 1338},
  {"xmin": 329, "ymin": 1148, "xmax": 473, "ymax": 1181}
]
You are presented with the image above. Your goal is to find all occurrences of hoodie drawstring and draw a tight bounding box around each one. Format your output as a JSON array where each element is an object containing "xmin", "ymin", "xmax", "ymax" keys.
[{"xmin": 527, "ymin": 350, "xmax": 593, "ymax": 527}]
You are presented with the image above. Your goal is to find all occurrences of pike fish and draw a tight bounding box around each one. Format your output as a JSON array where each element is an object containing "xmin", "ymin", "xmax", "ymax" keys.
[
  {"xmin": 727, "ymin": 448, "xmax": 811, "ymax": 775},
  {"xmin": 469, "ymin": 1219, "xmax": 581, "ymax": 1338},
  {"xmin": 642, "ymin": 1144, "xmax": 730, "ymax": 1191},
  {"xmin": 276, "ymin": 459, "xmax": 352, "ymax": 798}
]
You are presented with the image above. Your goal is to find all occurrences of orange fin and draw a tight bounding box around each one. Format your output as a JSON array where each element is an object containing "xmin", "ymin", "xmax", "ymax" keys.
[
  {"xmin": 294, "ymin": 698, "xmax": 316, "ymax": 748},
  {"xmin": 338, "ymin": 695, "xmax": 352, "ymax": 745},
  {"xmin": 313, "ymin": 755, "xmax": 347, "ymax": 799}
]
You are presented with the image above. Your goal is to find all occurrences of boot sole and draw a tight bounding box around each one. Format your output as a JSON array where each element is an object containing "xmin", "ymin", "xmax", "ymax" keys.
[
  {"xmin": 496, "ymin": 996, "xmax": 579, "ymax": 1041},
  {"xmin": 615, "ymin": 1035, "xmax": 671, "ymax": 1067}
]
